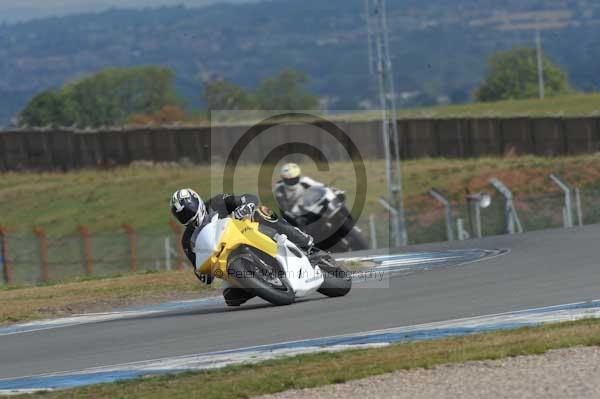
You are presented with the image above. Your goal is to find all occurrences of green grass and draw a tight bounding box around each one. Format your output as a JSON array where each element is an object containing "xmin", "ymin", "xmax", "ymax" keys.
[
  {"xmin": 3, "ymin": 155, "xmax": 600, "ymax": 286},
  {"xmin": 0, "ymin": 269, "xmax": 212, "ymax": 325},
  {"xmin": 22, "ymin": 318, "xmax": 600, "ymax": 399},
  {"xmin": 197, "ymin": 94, "xmax": 600, "ymax": 125},
  {"xmin": 2, "ymin": 155, "xmax": 600, "ymax": 237},
  {"xmin": 345, "ymin": 93, "xmax": 600, "ymax": 120},
  {"xmin": 0, "ymin": 257, "xmax": 366, "ymax": 325}
]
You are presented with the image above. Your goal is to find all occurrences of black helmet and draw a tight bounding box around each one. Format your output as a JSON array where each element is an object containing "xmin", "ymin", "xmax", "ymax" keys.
[{"xmin": 170, "ymin": 188, "xmax": 206, "ymax": 226}]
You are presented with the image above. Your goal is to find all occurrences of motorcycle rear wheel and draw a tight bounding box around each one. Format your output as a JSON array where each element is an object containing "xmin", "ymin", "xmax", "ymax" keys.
[{"xmin": 343, "ymin": 227, "xmax": 369, "ymax": 251}]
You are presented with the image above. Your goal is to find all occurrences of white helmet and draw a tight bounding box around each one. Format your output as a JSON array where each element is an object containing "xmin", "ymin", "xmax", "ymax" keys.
[{"xmin": 280, "ymin": 163, "xmax": 301, "ymax": 186}]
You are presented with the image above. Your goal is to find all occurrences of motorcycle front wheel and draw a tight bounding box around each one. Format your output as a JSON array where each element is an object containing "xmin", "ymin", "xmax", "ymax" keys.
[
  {"xmin": 227, "ymin": 247, "xmax": 295, "ymax": 306},
  {"xmin": 316, "ymin": 257, "xmax": 352, "ymax": 298}
]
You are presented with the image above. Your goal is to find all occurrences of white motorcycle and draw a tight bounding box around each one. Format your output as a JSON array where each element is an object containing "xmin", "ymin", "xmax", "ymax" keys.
[
  {"xmin": 193, "ymin": 214, "xmax": 352, "ymax": 306},
  {"xmin": 283, "ymin": 186, "xmax": 369, "ymax": 253}
]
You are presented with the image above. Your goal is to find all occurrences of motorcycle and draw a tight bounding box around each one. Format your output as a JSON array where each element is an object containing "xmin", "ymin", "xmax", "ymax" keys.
[
  {"xmin": 193, "ymin": 214, "xmax": 352, "ymax": 306},
  {"xmin": 283, "ymin": 186, "xmax": 369, "ymax": 253}
]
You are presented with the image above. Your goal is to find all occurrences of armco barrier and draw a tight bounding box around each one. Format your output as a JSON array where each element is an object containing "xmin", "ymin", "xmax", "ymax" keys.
[{"xmin": 1, "ymin": 117, "xmax": 600, "ymax": 171}]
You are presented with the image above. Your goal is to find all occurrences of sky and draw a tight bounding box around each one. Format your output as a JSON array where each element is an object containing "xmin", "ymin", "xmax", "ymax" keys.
[{"xmin": 0, "ymin": 0, "xmax": 259, "ymax": 22}]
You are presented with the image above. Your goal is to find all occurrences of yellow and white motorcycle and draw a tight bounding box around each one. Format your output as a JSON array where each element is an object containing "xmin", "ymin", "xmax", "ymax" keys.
[{"xmin": 193, "ymin": 214, "xmax": 352, "ymax": 306}]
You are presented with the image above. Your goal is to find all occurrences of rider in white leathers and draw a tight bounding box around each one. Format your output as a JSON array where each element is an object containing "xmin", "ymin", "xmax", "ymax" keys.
[{"xmin": 274, "ymin": 163, "xmax": 342, "ymax": 222}]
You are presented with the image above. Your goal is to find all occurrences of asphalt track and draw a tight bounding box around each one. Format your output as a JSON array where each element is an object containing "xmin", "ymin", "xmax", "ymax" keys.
[{"xmin": 1, "ymin": 225, "xmax": 600, "ymax": 382}]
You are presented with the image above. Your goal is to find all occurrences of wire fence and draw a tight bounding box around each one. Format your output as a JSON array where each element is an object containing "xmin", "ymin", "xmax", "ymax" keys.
[
  {"xmin": 357, "ymin": 188, "xmax": 600, "ymax": 249},
  {"xmin": 0, "ymin": 227, "xmax": 186, "ymax": 286},
  {"xmin": 1, "ymin": 188, "xmax": 599, "ymax": 286}
]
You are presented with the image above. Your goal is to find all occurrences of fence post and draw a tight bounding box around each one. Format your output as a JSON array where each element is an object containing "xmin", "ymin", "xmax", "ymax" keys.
[
  {"xmin": 429, "ymin": 188, "xmax": 455, "ymax": 241},
  {"xmin": 77, "ymin": 225, "xmax": 93, "ymax": 275},
  {"xmin": 549, "ymin": 174, "xmax": 573, "ymax": 228},
  {"xmin": 467, "ymin": 197, "xmax": 483, "ymax": 238},
  {"xmin": 575, "ymin": 188, "xmax": 584, "ymax": 227},
  {"xmin": 457, "ymin": 218, "xmax": 469, "ymax": 241},
  {"xmin": 122, "ymin": 224, "xmax": 137, "ymax": 273},
  {"xmin": 368, "ymin": 214, "xmax": 378, "ymax": 249},
  {"xmin": 464, "ymin": 192, "xmax": 491, "ymax": 239},
  {"xmin": 32, "ymin": 227, "xmax": 49, "ymax": 283},
  {"xmin": 165, "ymin": 236, "xmax": 172, "ymax": 271},
  {"xmin": 169, "ymin": 221, "xmax": 185, "ymax": 270},
  {"xmin": 0, "ymin": 226, "xmax": 12, "ymax": 284},
  {"xmin": 489, "ymin": 178, "xmax": 523, "ymax": 234}
]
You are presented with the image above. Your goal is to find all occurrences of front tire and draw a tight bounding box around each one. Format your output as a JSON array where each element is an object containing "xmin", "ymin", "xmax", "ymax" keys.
[
  {"xmin": 227, "ymin": 248, "xmax": 295, "ymax": 306},
  {"xmin": 316, "ymin": 257, "xmax": 352, "ymax": 298}
]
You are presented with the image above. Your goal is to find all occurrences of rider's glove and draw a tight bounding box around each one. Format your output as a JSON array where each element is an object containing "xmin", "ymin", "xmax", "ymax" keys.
[
  {"xmin": 233, "ymin": 203, "xmax": 256, "ymax": 220},
  {"xmin": 194, "ymin": 270, "xmax": 213, "ymax": 285},
  {"xmin": 334, "ymin": 189, "xmax": 346, "ymax": 202}
]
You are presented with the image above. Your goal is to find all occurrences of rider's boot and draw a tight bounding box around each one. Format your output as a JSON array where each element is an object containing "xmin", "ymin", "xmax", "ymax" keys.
[
  {"xmin": 307, "ymin": 246, "xmax": 336, "ymax": 268},
  {"xmin": 223, "ymin": 287, "xmax": 255, "ymax": 307},
  {"xmin": 254, "ymin": 205, "xmax": 314, "ymax": 250}
]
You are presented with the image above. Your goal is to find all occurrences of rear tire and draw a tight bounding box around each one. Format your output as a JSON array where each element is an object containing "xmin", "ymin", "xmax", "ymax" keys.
[
  {"xmin": 227, "ymin": 248, "xmax": 295, "ymax": 306},
  {"xmin": 344, "ymin": 228, "xmax": 369, "ymax": 251},
  {"xmin": 329, "ymin": 210, "xmax": 368, "ymax": 252}
]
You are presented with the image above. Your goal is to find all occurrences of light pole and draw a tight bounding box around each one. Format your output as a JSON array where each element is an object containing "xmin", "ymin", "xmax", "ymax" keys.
[
  {"xmin": 366, "ymin": 0, "xmax": 407, "ymax": 247},
  {"xmin": 535, "ymin": 26, "xmax": 545, "ymax": 100}
]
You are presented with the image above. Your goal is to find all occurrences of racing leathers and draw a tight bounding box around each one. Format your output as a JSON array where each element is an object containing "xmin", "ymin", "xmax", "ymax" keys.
[{"xmin": 274, "ymin": 177, "xmax": 344, "ymax": 223}]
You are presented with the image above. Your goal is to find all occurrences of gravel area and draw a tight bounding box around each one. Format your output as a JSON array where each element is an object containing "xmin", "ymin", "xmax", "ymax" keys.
[{"xmin": 256, "ymin": 346, "xmax": 600, "ymax": 399}]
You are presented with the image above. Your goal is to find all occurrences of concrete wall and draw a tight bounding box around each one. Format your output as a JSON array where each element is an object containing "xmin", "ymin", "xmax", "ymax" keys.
[{"xmin": 1, "ymin": 117, "xmax": 599, "ymax": 171}]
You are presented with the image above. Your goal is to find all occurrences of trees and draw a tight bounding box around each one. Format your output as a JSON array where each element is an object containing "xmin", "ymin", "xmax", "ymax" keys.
[
  {"xmin": 255, "ymin": 69, "xmax": 319, "ymax": 110},
  {"xmin": 19, "ymin": 66, "xmax": 179, "ymax": 128},
  {"xmin": 128, "ymin": 105, "xmax": 186, "ymax": 126},
  {"xmin": 202, "ymin": 69, "xmax": 319, "ymax": 114},
  {"xmin": 475, "ymin": 47, "xmax": 571, "ymax": 102},
  {"xmin": 18, "ymin": 90, "xmax": 68, "ymax": 127},
  {"xmin": 20, "ymin": 66, "xmax": 320, "ymax": 128},
  {"xmin": 203, "ymin": 80, "xmax": 256, "ymax": 112}
]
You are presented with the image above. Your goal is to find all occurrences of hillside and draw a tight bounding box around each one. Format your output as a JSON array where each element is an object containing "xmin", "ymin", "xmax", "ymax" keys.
[
  {"xmin": 0, "ymin": 0, "xmax": 257, "ymax": 23},
  {"xmin": 2, "ymin": 0, "xmax": 600, "ymax": 124}
]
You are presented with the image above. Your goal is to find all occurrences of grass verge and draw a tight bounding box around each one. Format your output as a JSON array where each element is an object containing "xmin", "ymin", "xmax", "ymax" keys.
[
  {"xmin": 0, "ymin": 269, "xmax": 212, "ymax": 325},
  {"xmin": 346, "ymin": 93, "xmax": 600, "ymax": 119},
  {"xmin": 20, "ymin": 318, "xmax": 600, "ymax": 399},
  {"xmin": 189, "ymin": 94, "xmax": 600, "ymax": 124},
  {"xmin": 2, "ymin": 155, "xmax": 600, "ymax": 237},
  {"xmin": 0, "ymin": 257, "xmax": 365, "ymax": 326}
]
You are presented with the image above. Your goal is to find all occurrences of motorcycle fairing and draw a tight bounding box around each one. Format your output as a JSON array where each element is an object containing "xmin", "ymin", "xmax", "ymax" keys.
[
  {"xmin": 193, "ymin": 215, "xmax": 323, "ymax": 297},
  {"xmin": 273, "ymin": 235, "xmax": 323, "ymax": 297}
]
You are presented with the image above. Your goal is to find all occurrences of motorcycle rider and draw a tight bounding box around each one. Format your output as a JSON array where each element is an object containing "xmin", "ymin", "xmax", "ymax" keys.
[
  {"xmin": 274, "ymin": 162, "xmax": 344, "ymax": 223},
  {"xmin": 170, "ymin": 188, "xmax": 315, "ymax": 306}
]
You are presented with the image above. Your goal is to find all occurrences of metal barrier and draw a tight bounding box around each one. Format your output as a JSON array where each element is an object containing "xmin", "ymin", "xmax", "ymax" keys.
[
  {"xmin": 0, "ymin": 227, "xmax": 182, "ymax": 286},
  {"xmin": 360, "ymin": 187, "xmax": 600, "ymax": 250}
]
